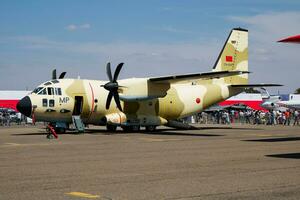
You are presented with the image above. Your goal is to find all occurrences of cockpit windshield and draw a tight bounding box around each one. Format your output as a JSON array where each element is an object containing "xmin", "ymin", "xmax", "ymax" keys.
[
  {"xmin": 32, "ymin": 86, "xmax": 62, "ymax": 95},
  {"xmin": 32, "ymin": 87, "xmax": 43, "ymax": 94}
]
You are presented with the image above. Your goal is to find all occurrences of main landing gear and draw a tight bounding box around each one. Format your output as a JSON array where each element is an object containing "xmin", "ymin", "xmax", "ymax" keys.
[
  {"xmin": 106, "ymin": 124, "xmax": 117, "ymax": 131},
  {"xmin": 121, "ymin": 125, "xmax": 141, "ymax": 132},
  {"xmin": 105, "ymin": 124, "xmax": 157, "ymax": 132},
  {"xmin": 145, "ymin": 125, "xmax": 156, "ymax": 132}
]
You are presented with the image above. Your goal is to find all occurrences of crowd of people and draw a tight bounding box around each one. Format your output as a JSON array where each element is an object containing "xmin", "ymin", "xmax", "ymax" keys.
[
  {"xmin": 0, "ymin": 110, "xmax": 23, "ymax": 126},
  {"xmin": 195, "ymin": 109, "xmax": 300, "ymax": 126},
  {"xmin": 1, "ymin": 107, "xmax": 300, "ymax": 127}
]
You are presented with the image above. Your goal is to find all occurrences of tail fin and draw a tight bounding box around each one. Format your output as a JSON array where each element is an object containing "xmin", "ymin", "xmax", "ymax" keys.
[
  {"xmin": 261, "ymin": 87, "xmax": 270, "ymax": 101},
  {"xmin": 213, "ymin": 28, "xmax": 248, "ymax": 84}
]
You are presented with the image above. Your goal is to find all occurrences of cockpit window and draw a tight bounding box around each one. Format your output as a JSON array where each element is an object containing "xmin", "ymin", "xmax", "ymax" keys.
[
  {"xmin": 52, "ymin": 80, "xmax": 59, "ymax": 84},
  {"xmin": 32, "ymin": 87, "xmax": 43, "ymax": 94},
  {"xmin": 55, "ymin": 88, "xmax": 62, "ymax": 95},
  {"xmin": 47, "ymin": 87, "xmax": 54, "ymax": 95},
  {"xmin": 34, "ymin": 87, "xmax": 61, "ymax": 96},
  {"xmin": 44, "ymin": 82, "xmax": 52, "ymax": 86},
  {"xmin": 38, "ymin": 88, "xmax": 47, "ymax": 95}
]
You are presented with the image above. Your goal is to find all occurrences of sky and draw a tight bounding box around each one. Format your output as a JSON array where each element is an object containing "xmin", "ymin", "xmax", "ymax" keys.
[{"xmin": 0, "ymin": 0, "xmax": 300, "ymax": 93}]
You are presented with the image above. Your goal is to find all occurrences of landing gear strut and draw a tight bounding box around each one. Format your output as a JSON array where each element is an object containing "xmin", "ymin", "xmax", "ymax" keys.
[
  {"xmin": 121, "ymin": 125, "xmax": 141, "ymax": 132},
  {"xmin": 145, "ymin": 125, "xmax": 156, "ymax": 132},
  {"xmin": 46, "ymin": 124, "xmax": 58, "ymax": 139},
  {"xmin": 106, "ymin": 124, "xmax": 117, "ymax": 131}
]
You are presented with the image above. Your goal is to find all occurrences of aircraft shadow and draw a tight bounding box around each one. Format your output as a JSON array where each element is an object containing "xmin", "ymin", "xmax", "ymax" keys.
[
  {"xmin": 142, "ymin": 131, "xmax": 224, "ymax": 137},
  {"xmin": 11, "ymin": 129, "xmax": 78, "ymax": 136},
  {"xmin": 86, "ymin": 128, "xmax": 224, "ymax": 137},
  {"xmin": 243, "ymin": 137, "xmax": 300, "ymax": 142},
  {"xmin": 197, "ymin": 126, "xmax": 263, "ymax": 130},
  {"xmin": 266, "ymin": 153, "xmax": 300, "ymax": 159}
]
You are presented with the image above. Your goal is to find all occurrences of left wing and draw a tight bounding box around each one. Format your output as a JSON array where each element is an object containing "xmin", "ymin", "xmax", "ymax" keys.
[{"xmin": 149, "ymin": 70, "xmax": 249, "ymax": 83}]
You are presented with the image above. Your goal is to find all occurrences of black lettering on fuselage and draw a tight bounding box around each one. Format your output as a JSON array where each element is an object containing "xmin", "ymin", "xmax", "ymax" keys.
[{"xmin": 59, "ymin": 97, "xmax": 70, "ymax": 104}]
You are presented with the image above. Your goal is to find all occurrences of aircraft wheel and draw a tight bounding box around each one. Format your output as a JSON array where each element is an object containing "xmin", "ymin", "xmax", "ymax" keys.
[
  {"xmin": 121, "ymin": 126, "xmax": 132, "ymax": 132},
  {"xmin": 145, "ymin": 125, "xmax": 156, "ymax": 132},
  {"xmin": 47, "ymin": 134, "xmax": 54, "ymax": 139},
  {"xmin": 106, "ymin": 124, "xmax": 117, "ymax": 131},
  {"xmin": 55, "ymin": 128, "xmax": 66, "ymax": 134},
  {"xmin": 131, "ymin": 125, "xmax": 140, "ymax": 132}
]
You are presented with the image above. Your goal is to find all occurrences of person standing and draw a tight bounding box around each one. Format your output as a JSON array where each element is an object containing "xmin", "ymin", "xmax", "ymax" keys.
[
  {"xmin": 17, "ymin": 112, "xmax": 22, "ymax": 125},
  {"xmin": 284, "ymin": 110, "xmax": 291, "ymax": 126},
  {"xmin": 294, "ymin": 110, "xmax": 299, "ymax": 126}
]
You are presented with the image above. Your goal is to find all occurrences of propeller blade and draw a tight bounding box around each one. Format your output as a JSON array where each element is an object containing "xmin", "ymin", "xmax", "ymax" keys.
[
  {"xmin": 59, "ymin": 72, "xmax": 66, "ymax": 79},
  {"xmin": 106, "ymin": 62, "xmax": 113, "ymax": 82},
  {"xmin": 52, "ymin": 69, "xmax": 57, "ymax": 80},
  {"xmin": 106, "ymin": 91, "xmax": 113, "ymax": 109},
  {"xmin": 113, "ymin": 91, "xmax": 122, "ymax": 111},
  {"xmin": 113, "ymin": 63, "xmax": 124, "ymax": 82}
]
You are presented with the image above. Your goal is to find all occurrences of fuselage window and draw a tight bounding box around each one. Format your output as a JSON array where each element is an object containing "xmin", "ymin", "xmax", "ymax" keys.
[
  {"xmin": 55, "ymin": 88, "xmax": 62, "ymax": 95},
  {"xmin": 47, "ymin": 87, "xmax": 54, "ymax": 95},
  {"xmin": 42, "ymin": 99, "xmax": 48, "ymax": 107},
  {"xmin": 38, "ymin": 88, "xmax": 47, "ymax": 95},
  {"xmin": 49, "ymin": 99, "xmax": 55, "ymax": 107}
]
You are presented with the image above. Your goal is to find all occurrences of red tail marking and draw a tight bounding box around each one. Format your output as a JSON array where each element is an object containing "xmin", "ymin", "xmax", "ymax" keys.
[{"xmin": 226, "ymin": 56, "xmax": 233, "ymax": 62}]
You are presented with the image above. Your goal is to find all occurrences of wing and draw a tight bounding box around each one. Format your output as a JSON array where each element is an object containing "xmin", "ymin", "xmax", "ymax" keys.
[
  {"xmin": 230, "ymin": 84, "xmax": 283, "ymax": 88},
  {"xmin": 149, "ymin": 71, "xmax": 249, "ymax": 83}
]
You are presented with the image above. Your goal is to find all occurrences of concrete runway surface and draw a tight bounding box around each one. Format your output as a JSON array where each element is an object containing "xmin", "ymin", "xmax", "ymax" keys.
[{"xmin": 0, "ymin": 124, "xmax": 300, "ymax": 200}]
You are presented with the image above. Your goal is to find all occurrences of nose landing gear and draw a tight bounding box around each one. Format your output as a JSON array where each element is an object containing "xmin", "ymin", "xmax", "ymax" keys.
[
  {"xmin": 46, "ymin": 124, "xmax": 58, "ymax": 139},
  {"xmin": 45, "ymin": 122, "xmax": 67, "ymax": 139}
]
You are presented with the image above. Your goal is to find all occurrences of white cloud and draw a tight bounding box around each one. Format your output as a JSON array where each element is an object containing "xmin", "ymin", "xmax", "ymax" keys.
[
  {"xmin": 229, "ymin": 11, "xmax": 300, "ymax": 93},
  {"xmin": 65, "ymin": 23, "xmax": 91, "ymax": 31}
]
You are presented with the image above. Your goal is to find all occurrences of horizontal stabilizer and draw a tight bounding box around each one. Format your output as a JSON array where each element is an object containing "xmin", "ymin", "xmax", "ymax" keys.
[
  {"xmin": 230, "ymin": 84, "xmax": 283, "ymax": 88},
  {"xmin": 149, "ymin": 71, "xmax": 249, "ymax": 83},
  {"xmin": 165, "ymin": 120, "xmax": 198, "ymax": 130}
]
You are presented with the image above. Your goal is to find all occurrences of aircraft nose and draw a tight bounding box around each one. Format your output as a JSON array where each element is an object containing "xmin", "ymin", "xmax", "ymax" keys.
[{"xmin": 17, "ymin": 96, "xmax": 32, "ymax": 117}]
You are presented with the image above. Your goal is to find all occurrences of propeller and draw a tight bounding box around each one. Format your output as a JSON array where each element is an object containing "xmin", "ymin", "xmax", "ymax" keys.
[
  {"xmin": 59, "ymin": 72, "xmax": 66, "ymax": 79},
  {"xmin": 102, "ymin": 62, "xmax": 124, "ymax": 111},
  {"xmin": 52, "ymin": 69, "xmax": 67, "ymax": 79},
  {"xmin": 52, "ymin": 69, "xmax": 57, "ymax": 80}
]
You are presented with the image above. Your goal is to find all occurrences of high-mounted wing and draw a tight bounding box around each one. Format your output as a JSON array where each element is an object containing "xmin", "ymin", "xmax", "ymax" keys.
[
  {"xmin": 149, "ymin": 70, "xmax": 249, "ymax": 83},
  {"xmin": 230, "ymin": 84, "xmax": 283, "ymax": 88}
]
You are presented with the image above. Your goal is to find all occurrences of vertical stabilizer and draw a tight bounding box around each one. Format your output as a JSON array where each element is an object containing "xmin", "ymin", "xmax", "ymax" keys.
[{"xmin": 213, "ymin": 28, "xmax": 248, "ymax": 84}]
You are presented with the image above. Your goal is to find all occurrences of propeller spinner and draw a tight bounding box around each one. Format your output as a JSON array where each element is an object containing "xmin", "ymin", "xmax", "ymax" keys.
[{"xmin": 102, "ymin": 62, "xmax": 124, "ymax": 111}]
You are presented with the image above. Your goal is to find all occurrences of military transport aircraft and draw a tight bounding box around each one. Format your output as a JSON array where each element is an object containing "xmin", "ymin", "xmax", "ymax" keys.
[{"xmin": 16, "ymin": 28, "xmax": 280, "ymax": 134}]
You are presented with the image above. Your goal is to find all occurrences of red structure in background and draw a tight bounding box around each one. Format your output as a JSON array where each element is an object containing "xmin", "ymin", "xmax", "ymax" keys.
[
  {"xmin": 0, "ymin": 100, "xmax": 20, "ymax": 111},
  {"xmin": 0, "ymin": 91, "xmax": 29, "ymax": 111},
  {"xmin": 219, "ymin": 99, "xmax": 265, "ymax": 111},
  {"xmin": 278, "ymin": 35, "xmax": 300, "ymax": 43},
  {"xmin": 218, "ymin": 93, "xmax": 265, "ymax": 111}
]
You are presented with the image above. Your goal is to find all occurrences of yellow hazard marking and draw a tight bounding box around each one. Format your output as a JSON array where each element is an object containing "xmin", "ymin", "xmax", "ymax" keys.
[
  {"xmin": 66, "ymin": 192, "xmax": 100, "ymax": 199},
  {"xmin": 139, "ymin": 137, "xmax": 182, "ymax": 142}
]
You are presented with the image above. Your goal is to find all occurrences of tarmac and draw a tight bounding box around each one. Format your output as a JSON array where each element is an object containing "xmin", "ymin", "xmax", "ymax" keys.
[{"xmin": 0, "ymin": 124, "xmax": 300, "ymax": 200}]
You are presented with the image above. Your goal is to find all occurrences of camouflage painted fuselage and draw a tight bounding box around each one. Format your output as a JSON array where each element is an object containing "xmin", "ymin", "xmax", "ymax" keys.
[
  {"xmin": 29, "ymin": 78, "xmax": 243, "ymax": 126},
  {"xmin": 25, "ymin": 28, "xmax": 249, "ymax": 127}
]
